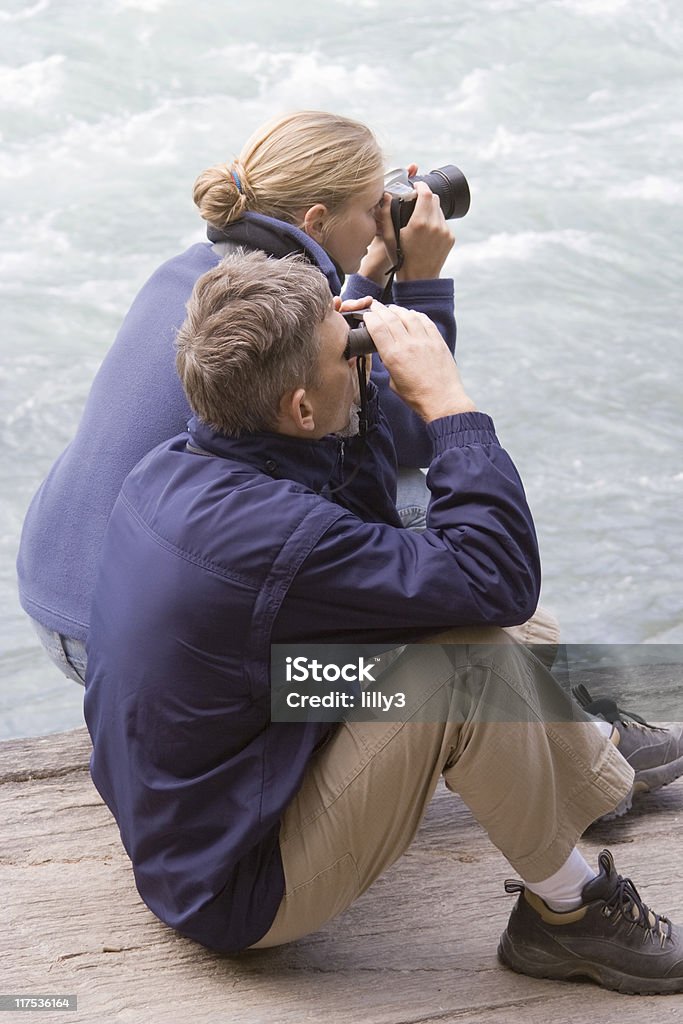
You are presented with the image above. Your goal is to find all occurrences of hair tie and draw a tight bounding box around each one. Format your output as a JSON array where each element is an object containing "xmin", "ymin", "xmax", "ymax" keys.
[{"xmin": 231, "ymin": 168, "xmax": 243, "ymax": 195}]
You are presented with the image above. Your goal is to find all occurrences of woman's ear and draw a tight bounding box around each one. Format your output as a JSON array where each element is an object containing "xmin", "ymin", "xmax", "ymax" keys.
[{"xmin": 301, "ymin": 203, "xmax": 329, "ymax": 245}]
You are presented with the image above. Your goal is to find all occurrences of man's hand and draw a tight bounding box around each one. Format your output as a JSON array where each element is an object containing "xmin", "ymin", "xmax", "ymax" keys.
[
  {"xmin": 337, "ymin": 295, "xmax": 372, "ymax": 315},
  {"xmin": 363, "ymin": 302, "xmax": 476, "ymax": 422}
]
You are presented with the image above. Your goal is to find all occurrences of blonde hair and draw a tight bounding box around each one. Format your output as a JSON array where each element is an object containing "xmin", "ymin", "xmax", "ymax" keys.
[
  {"xmin": 193, "ymin": 110, "xmax": 384, "ymax": 230},
  {"xmin": 175, "ymin": 251, "xmax": 330, "ymax": 437}
]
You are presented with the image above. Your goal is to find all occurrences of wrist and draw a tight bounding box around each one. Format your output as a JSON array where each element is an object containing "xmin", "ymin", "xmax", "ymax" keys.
[
  {"xmin": 396, "ymin": 262, "xmax": 442, "ymax": 282},
  {"xmin": 358, "ymin": 246, "xmax": 393, "ymax": 287},
  {"xmin": 422, "ymin": 395, "xmax": 477, "ymax": 422}
]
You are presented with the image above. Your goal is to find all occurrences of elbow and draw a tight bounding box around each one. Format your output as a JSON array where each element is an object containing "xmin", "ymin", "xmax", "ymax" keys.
[
  {"xmin": 490, "ymin": 560, "xmax": 542, "ymax": 627},
  {"xmin": 466, "ymin": 548, "xmax": 541, "ymax": 628},
  {"xmin": 504, "ymin": 582, "xmax": 541, "ymax": 627}
]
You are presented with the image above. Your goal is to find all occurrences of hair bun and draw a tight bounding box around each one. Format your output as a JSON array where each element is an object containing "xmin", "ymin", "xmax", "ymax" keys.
[{"xmin": 193, "ymin": 162, "xmax": 249, "ymax": 227}]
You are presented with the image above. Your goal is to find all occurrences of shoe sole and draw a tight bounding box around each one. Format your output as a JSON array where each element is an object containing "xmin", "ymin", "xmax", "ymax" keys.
[
  {"xmin": 498, "ymin": 931, "xmax": 683, "ymax": 994},
  {"xmin": 600, "ymin": 752, "xmax": 683, "ymax": 821}
]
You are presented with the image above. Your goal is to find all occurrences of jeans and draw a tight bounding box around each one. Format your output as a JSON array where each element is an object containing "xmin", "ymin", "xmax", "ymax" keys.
[
  {"xmin": 396, "ymin": 467, "xmax": 429, "ymax": 531},
  {"xmin": 30, "ymin": 618, "xmax": 88, "ymax": 685}
]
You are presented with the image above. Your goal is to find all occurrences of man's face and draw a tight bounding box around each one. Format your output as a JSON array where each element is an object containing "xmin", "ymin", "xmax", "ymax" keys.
[{"xmin": 305, "ymin": 303, "xmax": 360, "ymax": 439}]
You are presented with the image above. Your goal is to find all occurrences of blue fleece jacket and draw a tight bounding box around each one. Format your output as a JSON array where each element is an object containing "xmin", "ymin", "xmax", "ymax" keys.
[{"xmin": 17, "ymin": 213, "xmax": 456, "ymax": 641}]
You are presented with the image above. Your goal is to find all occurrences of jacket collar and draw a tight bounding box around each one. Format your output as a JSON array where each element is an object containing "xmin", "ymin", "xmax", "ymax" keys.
[
  {"xmin": 187, "ymin": 415, "xmax": 343, "ymax": 493},
  {"xmin": 206, "ymin": 211, "xmax": 344, "ymax": 294}
]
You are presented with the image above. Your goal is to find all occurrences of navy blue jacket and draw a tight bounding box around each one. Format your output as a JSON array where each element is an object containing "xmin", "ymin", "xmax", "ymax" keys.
[{"xmin": 84, "ymin": 385, "xmax": 540, "ymax": 953}]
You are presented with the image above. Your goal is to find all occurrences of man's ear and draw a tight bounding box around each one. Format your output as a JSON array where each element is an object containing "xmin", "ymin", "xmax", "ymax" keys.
[
  {"xmin": 277, "ymin": 387, "xmax": 316, "ymax": 435},
  {"xmin": 301, "ymin": 203, "xmax": 329, "ymax": 245}
]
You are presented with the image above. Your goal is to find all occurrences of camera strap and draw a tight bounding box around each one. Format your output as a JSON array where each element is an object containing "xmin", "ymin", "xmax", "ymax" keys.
[
  {"xmin": 380, "ymin": 198, "xmax": 406, "ymax": 303},
  {"xmin": 389, "ymin": 198, "xmax": 405, "ymax": 272}
]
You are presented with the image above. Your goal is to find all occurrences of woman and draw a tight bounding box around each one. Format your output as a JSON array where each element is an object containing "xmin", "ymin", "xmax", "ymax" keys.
[{"xmin": 16, "ymin": 110, "xmax": 457, "ymax": 683}]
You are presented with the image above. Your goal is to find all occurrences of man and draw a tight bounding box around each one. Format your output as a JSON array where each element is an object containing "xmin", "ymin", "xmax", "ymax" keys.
[{"xmin": 85, "ymin": 251, "xmax": 683, "ymax": 994}]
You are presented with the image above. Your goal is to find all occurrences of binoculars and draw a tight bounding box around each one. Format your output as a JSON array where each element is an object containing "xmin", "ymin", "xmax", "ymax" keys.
[{"xmin": 343, "ymin": 313, "xmax": 375, "ymax": 359}]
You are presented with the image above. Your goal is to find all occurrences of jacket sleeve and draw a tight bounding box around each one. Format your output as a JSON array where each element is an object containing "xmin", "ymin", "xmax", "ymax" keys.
[
  {"xmin": 344, "ymin": 274, "xmax": 456, "ymax": 468},
  {"xmin": 276, "ymin": 412, "xmax": 541, "ymax": 642}
]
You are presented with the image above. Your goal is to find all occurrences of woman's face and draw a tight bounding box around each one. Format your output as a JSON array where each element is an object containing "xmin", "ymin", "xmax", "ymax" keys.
[{"xmin": 320, "ymin": 177, "xmax": 386, "ymax": 275}]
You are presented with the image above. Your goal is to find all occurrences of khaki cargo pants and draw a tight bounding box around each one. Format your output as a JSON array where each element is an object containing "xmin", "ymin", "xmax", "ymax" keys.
[{"xmin": 252, "ymin": 618, "xmax": 633, "ymax": 948}]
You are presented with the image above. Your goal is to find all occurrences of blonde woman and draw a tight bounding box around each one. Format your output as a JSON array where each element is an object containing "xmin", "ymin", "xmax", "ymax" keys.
[{"xmin": 18, "ymin": 110, "xmax": 456, "ymax": 680}]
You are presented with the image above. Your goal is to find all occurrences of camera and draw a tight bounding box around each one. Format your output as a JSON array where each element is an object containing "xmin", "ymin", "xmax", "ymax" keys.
[
  {"xmin": 343, "ymin": 312, "xmax": 375, "ymax": 359},
  {"xmin": 384, "ymin": 165, "xmax": 470, "ymax": 228},
  {"xmin": 341, "ymin": 163, "xmax": 471, "ymax": 360}
]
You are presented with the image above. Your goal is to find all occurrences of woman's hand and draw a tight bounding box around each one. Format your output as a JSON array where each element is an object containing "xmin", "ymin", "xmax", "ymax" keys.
[
  {"xmin": 356, "ymin": 229, "xmax": 394, "ymax": 287},
  {"xmin": 357, "ymin": 164, "xmax": 454, "ymax": 285},
  {"xmin": 394, "ymin": 181, "xmax": 455, "ymax": 282},
  {"xmin": 356, "ymin": 163, "xmax": 419, "ymax": 286}
]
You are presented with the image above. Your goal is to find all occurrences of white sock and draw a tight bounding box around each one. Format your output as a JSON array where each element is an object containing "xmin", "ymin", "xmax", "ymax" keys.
[
  {"xmin": 523, "ymin": 848, "xmax": 597, "ymax": 912},
  {"xmin": 593, "ymin": 718, "xmax": 614, "ymax": 740}
]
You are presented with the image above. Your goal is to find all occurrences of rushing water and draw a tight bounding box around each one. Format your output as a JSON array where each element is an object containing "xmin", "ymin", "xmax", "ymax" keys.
[{"xmin": 1, "ymin": 0, "xmax": 682, "ymax": 738}]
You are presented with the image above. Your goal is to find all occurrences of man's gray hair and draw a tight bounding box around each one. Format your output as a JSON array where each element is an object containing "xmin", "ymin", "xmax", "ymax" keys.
[{"xmin": 175, "ymin": 250, "xmax": 331, "ymax": 436}]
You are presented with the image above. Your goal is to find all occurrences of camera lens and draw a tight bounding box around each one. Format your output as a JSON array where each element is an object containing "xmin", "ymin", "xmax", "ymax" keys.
[{"xmin": 397, "ymin": 165, "xmax": 471, "ymax": 228}]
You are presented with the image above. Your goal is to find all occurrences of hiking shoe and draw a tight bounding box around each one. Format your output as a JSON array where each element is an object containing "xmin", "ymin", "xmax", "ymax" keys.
[
  {"xmin": 573, "ymin": 684, "xmax": 683, "ymax": 819},
  {"xmin": 498, "ymin": 850, "xmax": 683, "ymax": 994}
]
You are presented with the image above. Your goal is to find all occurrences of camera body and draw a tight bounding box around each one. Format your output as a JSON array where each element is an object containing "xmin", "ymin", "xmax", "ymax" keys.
[{"xmin": 384, "ymin": 165, "xmax": 470, "ymax": 228}]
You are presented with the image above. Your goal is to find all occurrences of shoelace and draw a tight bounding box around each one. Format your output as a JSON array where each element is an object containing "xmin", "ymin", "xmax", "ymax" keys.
[
  {"xmin": 572, "ymin": 683, "xmax": 654, "ymax": 728},
  {"xmin": 504, "ymin": 876, "xmax": 674, "ymax": 949},
  {"xmin": 603, "ymin": 872, "xmax": 673, "ymax": 949},
  {"xmin": 618, "ymin": 719, "xmax": 667, "ymax": 736}
]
